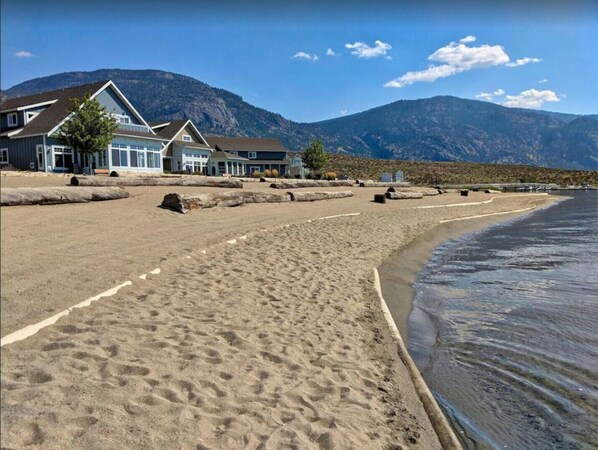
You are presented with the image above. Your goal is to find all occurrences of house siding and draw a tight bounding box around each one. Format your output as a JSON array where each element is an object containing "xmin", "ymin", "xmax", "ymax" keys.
[
  {"xmin": 0, "ymin": 135, "xmax": 43, "ymax": 170},
  {"xmin": 237, "ymin": 151, "xmax": 287, "ymax": 161},
  {"xmin": 1, "ymin": 111, "xmax": 24, "ymax": 130},
  {"xmin": 96, "ymin": 88, "xmax": 142, "ymax": 124},
  {"xmin": 174, "ymin": 124, "xmax": 203, "ymax": 143}
]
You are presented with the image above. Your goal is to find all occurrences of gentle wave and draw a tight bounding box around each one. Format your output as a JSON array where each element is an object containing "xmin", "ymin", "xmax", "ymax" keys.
[{"xmin": 409, "ymin": 191, "xmax": 598, "ymax": 450}]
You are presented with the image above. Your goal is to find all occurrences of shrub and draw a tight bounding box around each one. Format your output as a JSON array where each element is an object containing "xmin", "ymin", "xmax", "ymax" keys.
[
  {"xmin": 263, "ymin": 169, "xmax": 272, "ymax": 177},
  {"xmin": 252, "ymin": 171, "xmax": 263, "ymax": 178},
  {"xmin": 271, "ymin": 169, "xmax": 279, "ymax": 178},
  {"xmin": 325, "ymin": 171, "xmax": 337, "ymax": 180}
]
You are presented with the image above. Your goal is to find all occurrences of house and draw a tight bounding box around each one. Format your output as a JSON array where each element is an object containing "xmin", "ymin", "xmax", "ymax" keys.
[
  {"xmin": 0, "ymin": 80, "xmax": 166, "ymax": 173},
  {"xmin": 151, "ymin": 119, "xmax": 213, "ymax": 173},
  {"xmin": 286, "ymin": 152, "xmax": 309, "ymax": 179},
  {"xmin": 205, "ymin": 137, "xmax": 293, "ymax": 176}
]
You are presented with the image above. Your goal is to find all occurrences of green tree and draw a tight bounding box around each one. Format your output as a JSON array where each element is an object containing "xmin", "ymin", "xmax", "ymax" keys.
[
  {"xmin": 302, "ymin": 140, "xmax": 329, "ymax": 175},
  {"xmin": 55, "ymin": 94, "xmax": 118, "ymax": 172}
]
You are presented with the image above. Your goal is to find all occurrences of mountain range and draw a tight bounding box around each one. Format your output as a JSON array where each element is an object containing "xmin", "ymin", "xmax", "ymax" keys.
[{"xmin": 2, "ymin": 69, "xmax": 597, "ymax": 170}]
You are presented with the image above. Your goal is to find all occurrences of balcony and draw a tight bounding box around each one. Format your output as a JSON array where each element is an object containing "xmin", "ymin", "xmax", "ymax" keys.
[{"xmin": 117, "ymin": 122, "xmax": 150, "ymax": 133}]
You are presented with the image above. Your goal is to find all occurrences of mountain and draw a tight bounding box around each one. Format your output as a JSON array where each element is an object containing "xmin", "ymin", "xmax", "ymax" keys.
[{"xmin": 3, "ymin": 69, "xmax": 597, "ymax": 170}]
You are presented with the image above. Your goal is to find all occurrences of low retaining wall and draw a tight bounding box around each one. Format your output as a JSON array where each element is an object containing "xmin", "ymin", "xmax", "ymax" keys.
[
  {"xmin": 1, "ymin": 187, "xmax": 129, "ymax": 206},
  {"xmin": 71, "ymin": 176, "xmax": 242, "ymax": 188}
]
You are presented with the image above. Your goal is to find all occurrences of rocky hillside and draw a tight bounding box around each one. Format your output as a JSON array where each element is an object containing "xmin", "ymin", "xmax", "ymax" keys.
[{"xmin": 3, "ymin": 69, "xmax": 597, "ymax": 169}]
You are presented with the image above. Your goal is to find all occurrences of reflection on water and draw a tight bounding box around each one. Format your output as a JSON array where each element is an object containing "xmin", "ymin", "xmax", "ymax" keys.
[{"xmin": 409, "ymin": 191, "xmax": 598, "ymax": 450}]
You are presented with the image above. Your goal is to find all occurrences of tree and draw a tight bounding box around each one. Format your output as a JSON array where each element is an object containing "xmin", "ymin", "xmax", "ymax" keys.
[
  {"xmin": 302, "ymin": 140, "xmax": 329, "ymax": 175},
  {"xmin": 55, "ymin": 94, "xmax": 119, "ymax": 173}
]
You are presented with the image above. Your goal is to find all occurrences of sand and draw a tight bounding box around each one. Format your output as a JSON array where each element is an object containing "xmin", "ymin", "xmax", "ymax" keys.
[{"xmin": 1, "ymin": 174, "xmax": 558, "ymax": 449}]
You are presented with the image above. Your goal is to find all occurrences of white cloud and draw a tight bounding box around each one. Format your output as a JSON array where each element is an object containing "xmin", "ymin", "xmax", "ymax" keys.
[
  {"xmin": 476, "ymin": 92, "xmax": 495, "ymax": 101},
  {"xmin": 15, "ymin": 50, "xmax": 33, "ymax": 58},
  {"xmin": 340, "ymin": 110, "xmax": 349, "ymax": 116},
  {"xmin": 385, "ymin": 36, "xmax": 509, "ymax": 88},
  {"xmin": 505, "ymin": 57, "xmax": 542, "ymax": 67},
  {"xmin": 459, "ymin": 35, "xmax": 477, "ymax": 43},
  {"xmin": 345, "ymin": 40, "xmax": 391, "ymax": 59},
  {"xmin": 475, "ymin": 89, "xmax": 505, "ymax": 102},
  {"xmin": 292, "ymin": 52, "xmax": 319, "ymax": 61},
  {"xmin": 502, "ymin": 89, "xmax": 560, "ymax": 109},
  {"xmin": 326, "ymin": 48, "xmax": 336, "ymax": 56},
  {"xmin": 538, "ymin": 78, "xmax": 548, "ymax": 83},
  {"xmin": 475, "ymin": 88, "xmax": 505, "ymax": 102}
]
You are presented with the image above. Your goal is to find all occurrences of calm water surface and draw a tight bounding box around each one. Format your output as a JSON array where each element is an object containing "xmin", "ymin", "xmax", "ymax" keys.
[{"xmin": 409, "ymin": 191, "xmax": 598, "ymax": 449}]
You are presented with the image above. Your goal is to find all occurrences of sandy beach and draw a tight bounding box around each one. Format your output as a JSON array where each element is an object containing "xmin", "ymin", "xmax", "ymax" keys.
[{"xmin": 0, "ymin": 174, "xmax": 558, "ymax": 449}]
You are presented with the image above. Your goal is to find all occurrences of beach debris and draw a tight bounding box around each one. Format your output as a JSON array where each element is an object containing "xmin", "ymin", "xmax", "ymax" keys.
[
  {"xmin": 374, "ymin": 194, "xmax": 387, "ymax": 204},
  {"xmin": 359, "ymin": 181, "xmax": 412, "ymax": 188},
  {"xmin": 161, "ymin": 191, "xmax": 291, "ymax": 213},
  {"xmin": 385, "ymin": 191, "xmax": 424, "ymax": 200},
  {"xmin": 286, "ymin": 191, "xmax": 354, "ymax": 202},
  {"xmin": 269, "ymin": 180, "xmax": 354, "ymax": 189},
  {"xmin": 386, "ymin": 186, "xmax": 440, "ymax": 196},
  {"xmin": 0, "ymin": 186, "xmax": 129, "ymax": 206},
  {"xmin": 70, "ymin": 175, "xmax": 243, "ymax": 188},
  {"xmin": 461, "ymin": 190, "xmax": 469, "ymax": 196}
]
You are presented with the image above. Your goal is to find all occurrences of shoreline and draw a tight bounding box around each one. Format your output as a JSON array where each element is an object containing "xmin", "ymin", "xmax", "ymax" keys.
[{"xmin": 1, "ymin": 180, "xmax": 559, "ymax": 449}]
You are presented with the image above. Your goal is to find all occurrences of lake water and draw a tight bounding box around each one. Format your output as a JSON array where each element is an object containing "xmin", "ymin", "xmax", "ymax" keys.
[{"xmin": 408, "ymin": 191, "xmax": 598, "ymax": 449}]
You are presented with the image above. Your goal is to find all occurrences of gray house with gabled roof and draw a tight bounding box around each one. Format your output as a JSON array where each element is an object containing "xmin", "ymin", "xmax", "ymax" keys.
[
  {"xmin": 0, "ymin": 80, "xmax": 166, "ymax": 173},
  {"xmin": 204, "ymin": 137, "xmax": 293, "ymax": 176},
  {"xmin": 151, "ymin": 119, "xmax": 213, "ymax": 173}
]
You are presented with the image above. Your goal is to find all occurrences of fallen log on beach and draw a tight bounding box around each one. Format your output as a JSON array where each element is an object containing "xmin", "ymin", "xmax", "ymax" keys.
[
  {"xmin": 287, "ymin": 191, "xmax": 354, "ymax": 202},
  {"xmin": 385, "ymin": 191, "xmax": 424, "ymax": 200},
  {"xmin": 71, "ymin": 176, "xmax": 242, "ymax": 188},
  {"xmin": 1, "ymin": 186, "xmax": 129, "ymax": 206},
  {"xmin": 162, "ymin": 191, "xmax": 291, "ymax": 213},
  {"xmin": 270, "ymin": 180, "xmax": 354, "ymax": 189},
  {"xmin": 387, "ymin": 186, "xmax": 440, "ymax": 196},
  {"xmin": 359, "ymin": 181, "xmax": 412, "ymax": 188}
]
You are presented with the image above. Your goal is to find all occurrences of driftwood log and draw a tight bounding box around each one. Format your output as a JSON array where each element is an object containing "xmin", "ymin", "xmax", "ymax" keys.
[
  {"xmin": 1, "ymin": 186, "xmax": 129, "ymax": 206},
  {"xmin": 386, "ymin": 186, "xmax": 440, "ymax": 196},
  {"xmin": 385, "ymin": 192, "xmax": 424, "ymax": 200},
  {"xmin": 270, "ymin": 180, "xmax": 354, "ymax": 189},
  {"xmin": 359, "ymin": 181, "xmax": 412, "ymax": 188},
  {"xmin": 162, "ymin": 191, "xmax": 291, "ymax": 213},
  {"xmin": 71, "ymin": 176, "xmax": 242, "ymax": 188},
  {"xmin": 287, "ymin": 191, "xmax": 354, "ymax": 202}
]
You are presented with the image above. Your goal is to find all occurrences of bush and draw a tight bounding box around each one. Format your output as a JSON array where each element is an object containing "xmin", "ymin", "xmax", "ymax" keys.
[
  {"xmin": 325, "ymin": 171, "xmax": 337, "ymax": 180},
  {"xmin": 263, "ymin": 169, "xmax": 272, "ymax": 177},
  {"xmin": 252, "ymin": 171, "xmax": 263, "ymax": 178},
  {"xmin": 271, "ymin": 169, "xmax": 279, "ymax": 178}
]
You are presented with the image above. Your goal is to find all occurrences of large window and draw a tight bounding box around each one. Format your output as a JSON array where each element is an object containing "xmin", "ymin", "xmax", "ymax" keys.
[
  {"xmin": 53, "ymin": 146, "xmax": 74, "ymax": 171},
  {"xmin": 0, "ymin": 148, "xmax": 8, "ymax": 165},
  {"xmin": 110, "ymin": 143, "xmax": 160, "ymax": 169},
  {"xmin": 7, "ymin": 113, "xmax": 17, "ymax": 126}
]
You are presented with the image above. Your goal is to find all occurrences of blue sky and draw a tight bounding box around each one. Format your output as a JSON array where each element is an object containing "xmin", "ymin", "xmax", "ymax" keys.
[{"xmin": 2, "ymin": 0, "xmax": 597, "ymax": 122}]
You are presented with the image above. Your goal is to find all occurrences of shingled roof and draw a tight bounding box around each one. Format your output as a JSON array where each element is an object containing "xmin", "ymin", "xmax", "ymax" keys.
[
  {"xmin": 205, "ymin": 137, "xmax": 288, "ymax": 152},
  {"xmin": 151, "ymin": 119, "xmax": 190, "ymax": 140},
  {"xmin": 1, "ymin": 81, "xmax": 110, "ymax": 138}
]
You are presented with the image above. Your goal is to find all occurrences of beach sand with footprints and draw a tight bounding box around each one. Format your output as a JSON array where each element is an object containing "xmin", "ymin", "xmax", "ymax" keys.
[{"xmin": 1, "ymin": 174, "xmax": 557, "ymax": 449}]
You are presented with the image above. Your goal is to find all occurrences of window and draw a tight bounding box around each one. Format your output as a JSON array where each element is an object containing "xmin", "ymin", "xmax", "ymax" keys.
[
  {"xmin": 248, "ymin": 152, "xmax": 257, "ymax": 159},
  {"xmin": 250, "ymin": 166, "xmax": 261, "ymax": 173},
  {"xmin": 0, "ymin": 149, "xmax": 8, "ymax": 165},
  {"xmin": 110, "ymin": 146, "xmax": 128, "ymax": 167},
  {"xmin": 182, "ymin": 135, "xmax": 192, "ymax": 142},
  {"xmin": 147, "ymin": 152, "xmax": 160, "ymax": 169},
  {"xmin": 25, "ymin": 111, "xmax": 39, "ymax": 124},
  {"xmin": 53, "ymin": 146, "xmax": 73, "ymax": 171},
  {"xmin": 230, "ymin": 151, "xmax": 238, "ymax": 156},
  {"xmin": 130, "ymin": 150, "xmax": 138, "ymax": 168},
  {"xmin": 7, "ymin": 113, "xmax": 17, "ymax": 126}
]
